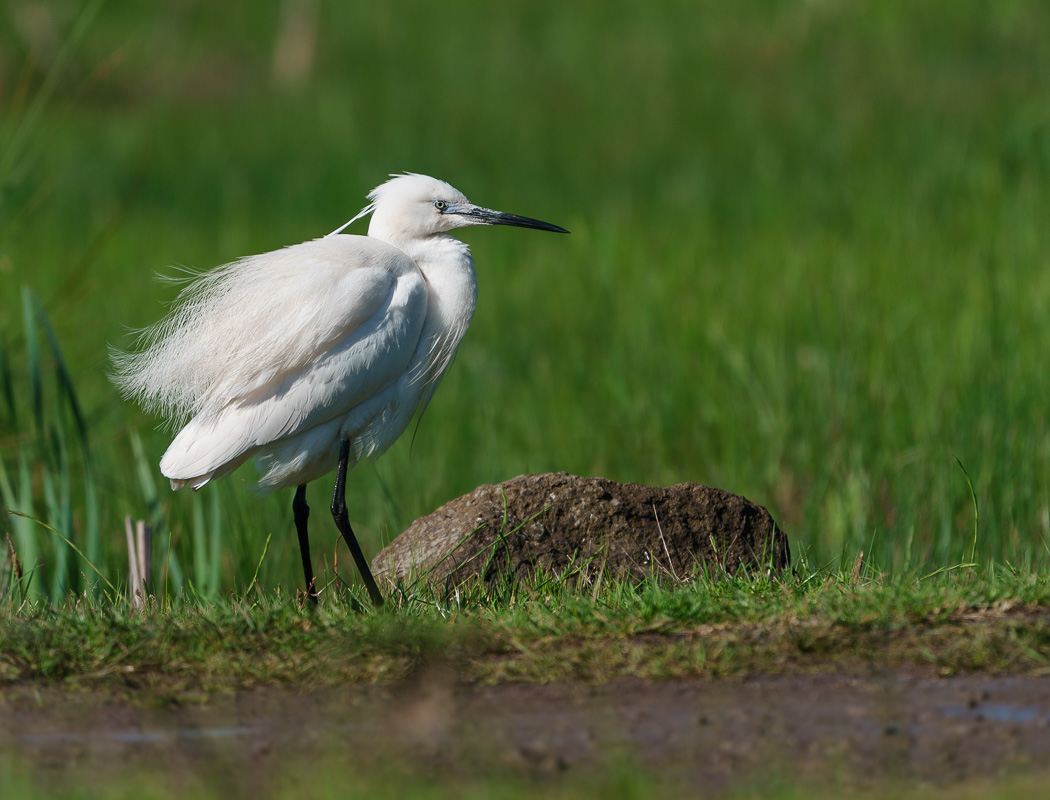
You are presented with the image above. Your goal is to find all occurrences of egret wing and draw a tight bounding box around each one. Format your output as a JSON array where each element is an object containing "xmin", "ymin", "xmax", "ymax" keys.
[
  {"xmin": 157, "ymin": 236, "xmax": 428, "ymax": 485},
  {"xmin": 116, "ymin": 236, "xmax": 420, "ymax": 417}
]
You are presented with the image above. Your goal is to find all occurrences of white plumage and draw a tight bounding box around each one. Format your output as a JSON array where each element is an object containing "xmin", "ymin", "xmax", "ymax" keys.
[{"xmin": 114, "ymin": 173, "xmax": 568, "ymax": 602}]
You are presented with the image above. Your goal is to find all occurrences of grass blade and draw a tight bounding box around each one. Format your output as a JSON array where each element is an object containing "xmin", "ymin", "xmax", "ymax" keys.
[
  {"xmin": 955, "ymin": 456, "xmax": 980, "ymax": 567},
  {"xmin": 5, "ymin": 509, "xmax": 116, "ymax": 595},
  {"xmin": 20, "ymin": 287, "xmax": 43, "ymax": 440},
  {"xmin": 30, "ymin": 290, "xmax": 89, "ymax": 448}
]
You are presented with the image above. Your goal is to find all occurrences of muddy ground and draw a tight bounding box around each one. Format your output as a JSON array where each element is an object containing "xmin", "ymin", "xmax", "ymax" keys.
[{"xmin": 4, "ymin": 670, "xmax": 1050, "ymax": 793}]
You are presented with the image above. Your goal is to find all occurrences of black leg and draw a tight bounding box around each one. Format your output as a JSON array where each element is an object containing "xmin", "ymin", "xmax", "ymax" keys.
[
  {"xmin": 293, "ymin": 484, "xmax": 317, "ymax": 603},
  {"xmin": 331, "ymin": 440, "xmax": 384, "ymax": 608}
]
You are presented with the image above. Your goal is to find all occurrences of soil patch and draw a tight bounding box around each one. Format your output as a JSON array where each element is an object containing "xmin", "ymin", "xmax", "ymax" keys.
[{"xmin": 4, "ymin": 671, "xmax": 1050, "ymax": 793}]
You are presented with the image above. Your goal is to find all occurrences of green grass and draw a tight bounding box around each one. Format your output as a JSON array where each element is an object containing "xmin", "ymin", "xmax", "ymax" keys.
[
  {"xmin": 3, "ymin": 759, "xmax": 1050, "ymax": 800},
  {"xmin": 2, "ymin": 2, "xmax": 1050, "ymax": 594},
  {"xmin": 0, "ymin": 762, "xmax": 680, "ymax": 800},
  {"xmin": 2, "ymin": 567, "xmax": 1048, "ymax": 690},
  {"xmin": 3, "ymin": 751, "xmax": 1049, "ymax": 800},
  {"xmin": 2, "ymin": 769, "xmax": 1050, "ymax": 800}
]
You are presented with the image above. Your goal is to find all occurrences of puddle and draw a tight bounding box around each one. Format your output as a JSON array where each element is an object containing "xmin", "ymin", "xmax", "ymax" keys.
[
  {"xmin": 942, "ymin": 702, "xmax": 1049, "ymax": 725},
  {"xmin": 20, "ymin": 726, "xmax": 257, "ymax": 746}
]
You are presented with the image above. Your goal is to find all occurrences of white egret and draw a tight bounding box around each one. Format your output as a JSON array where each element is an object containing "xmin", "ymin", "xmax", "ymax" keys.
[{"xmin": 114, "ymin": 173, "xmax": 568, "ymax": 605}]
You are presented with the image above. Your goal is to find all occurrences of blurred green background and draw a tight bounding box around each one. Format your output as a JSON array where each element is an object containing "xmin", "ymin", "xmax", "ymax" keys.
[{"xmin": 2, "ymin": 0, "xmax": 1049, "ymax": 599}]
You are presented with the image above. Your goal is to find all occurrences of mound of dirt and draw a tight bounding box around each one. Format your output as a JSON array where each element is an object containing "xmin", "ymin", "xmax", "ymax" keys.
[{"xmin": 372, "ymin": 472, "xmax": 788, "ymax": 590}]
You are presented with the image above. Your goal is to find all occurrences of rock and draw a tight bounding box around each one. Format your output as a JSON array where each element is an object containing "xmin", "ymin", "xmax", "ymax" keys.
[{"xmin": 371, "ymin": 472, "xmax": 789, "ymax": 590}]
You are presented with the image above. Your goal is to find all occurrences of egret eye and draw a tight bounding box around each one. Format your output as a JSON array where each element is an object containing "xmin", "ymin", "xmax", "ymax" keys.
[{"xmin": 433, "ymin": 200, "xmax": 448, "ymax": 211}]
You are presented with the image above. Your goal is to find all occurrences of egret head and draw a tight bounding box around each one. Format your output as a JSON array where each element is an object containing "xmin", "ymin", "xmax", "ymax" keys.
[{"xmin": 358, "ymin": 173, "xmax": 569, "ymax": 244}]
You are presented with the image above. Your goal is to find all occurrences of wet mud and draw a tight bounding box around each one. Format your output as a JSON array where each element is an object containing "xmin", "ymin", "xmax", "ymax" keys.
[{"xmin": 4, "ymin": 671, "xmax": 1050, "ymax": 792}]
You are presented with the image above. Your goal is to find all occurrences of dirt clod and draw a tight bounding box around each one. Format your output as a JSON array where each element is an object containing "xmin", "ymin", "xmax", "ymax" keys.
[{"xmin": 372, "ymin": 472, "xmax": 789, "ymax": 589}]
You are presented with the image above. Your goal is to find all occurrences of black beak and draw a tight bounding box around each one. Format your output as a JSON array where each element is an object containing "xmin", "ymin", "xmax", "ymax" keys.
[{"xmin": 453, "ymin": 205, "xmax": 570, "ymax": 234}]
